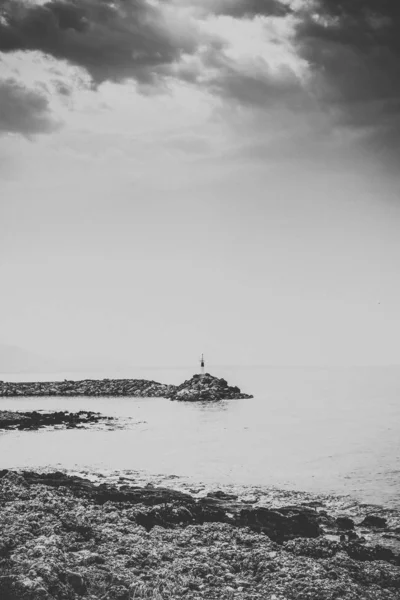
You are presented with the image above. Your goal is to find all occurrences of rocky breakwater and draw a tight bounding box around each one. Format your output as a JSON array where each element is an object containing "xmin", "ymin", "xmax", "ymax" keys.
[
  {"xmin": 0, "ymin": 374, "xmax": 253, "ymax": 402},
  {"xmin": 166, "ymin": 373, "xmax": 254, "ymax": 402},
  {"xmin": 0, "ymin": 378, "xmax": 174, "ymax": 398},
  {"xmin": 1, "ymin": 471, "xmax": 400, "ymax": 600},
  {"xmin": 0, "ymin": 410, "xmax": 114, "ymax": 431}
]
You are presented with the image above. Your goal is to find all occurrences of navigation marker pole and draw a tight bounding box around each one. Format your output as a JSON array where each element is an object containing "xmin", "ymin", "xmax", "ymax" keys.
[{"xmin": 200, "ymin": 354, "xmax": 205, "ymax": 377}]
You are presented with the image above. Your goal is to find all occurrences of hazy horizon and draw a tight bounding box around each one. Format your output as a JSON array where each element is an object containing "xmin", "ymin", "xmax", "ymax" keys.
[{"xmin": 4, "ymin": 342, "xmax": 400, "ymax": 377}]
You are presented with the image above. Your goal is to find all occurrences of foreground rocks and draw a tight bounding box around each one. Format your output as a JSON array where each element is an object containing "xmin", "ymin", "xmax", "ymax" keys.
[
  {"xmin": 1, "ymin": 470, "xmax": 400, "ymax": 599},
  {"xmin": 0, "ymin": 411, "xmax": 114, "ymax": 431},
  {"xmin": 0, "ymin": 374, "xmax": 253, "ymax": 402}
]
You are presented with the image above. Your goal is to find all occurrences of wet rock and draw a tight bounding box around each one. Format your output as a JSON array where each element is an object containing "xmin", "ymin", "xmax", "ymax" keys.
[
  {"xmin": 66, "ymin": 571, "xmax": 86, "ymax": 595},
  {"xmin": 238, "ymin": 506, "xmax": 321, "ymax": 543},
  {"xmin": 1, "ymin": 471, "xmax": 400, "ymax": 600},
  {"xmin": 16, "ymin": 472, "xmax": 323, "ymax": 545},
  {"xmin": 336, "ymin": 516, "xmax": 355, "ymax": 530},
  {"xmin": 345, "ymin": 542, "xmax": 397, "ymax": 563},
  {"xmin": 0, "ymin": 537, "xmax": 14, "ymax": 558},
  {"xmin": 0, "ymin": 410, "xmax": 113, "ymax": 431},
  {"xmin": 361, "ymin": 515, "xmax": 388, "ymax": 529},
  {"xmin": 20, "ymin": 471, "xmax": 196, "ymax": 509}
]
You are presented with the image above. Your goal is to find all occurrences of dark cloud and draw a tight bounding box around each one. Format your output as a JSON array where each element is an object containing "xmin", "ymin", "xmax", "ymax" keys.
[
  {"xmin": 0, "ymin": 0, "xmax": 296, "ymax": 139},
  {"xmin": 206, "ymin": 0, "xmax": 291, "ymax": 19},
  {"xmin": 295, "ymin": 0, "xmax": 400, "ymax": 158},
  {"xmin": 209, "ymin": 60, "xmax": 304, "ymax": 110},
  {"xmin": 0, "ymin": 0, "xmax": 197, "ymax": 84},
  {"xmin": 172, "ymin": 41, "xmax": 306, "ymax": 113},
  {"xmin": 0, "ymin": 78, "xmax": 58, "ymax": 135},
  {"xmin": 5, "ymin": 0, "xmax": 398, "ymax": 164}
]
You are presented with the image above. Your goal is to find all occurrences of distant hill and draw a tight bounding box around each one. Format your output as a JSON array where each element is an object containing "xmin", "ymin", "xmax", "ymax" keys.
[{"xmin": 0, "ymin": 344, "xmax": 59, "ymax": 374}]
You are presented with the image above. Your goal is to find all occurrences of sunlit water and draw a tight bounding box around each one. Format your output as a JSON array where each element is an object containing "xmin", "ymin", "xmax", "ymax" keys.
[{"xmin": 1, "ymin": 366, "xmax": 400, "ymax": 508}]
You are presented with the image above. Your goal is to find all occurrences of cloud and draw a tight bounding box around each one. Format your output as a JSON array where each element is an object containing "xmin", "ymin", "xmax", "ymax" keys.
[
  {"xmin": 168, "ymin": 11, "xmax": 308, "ymax": 114},
  {"xmin": 178, "ymin": 0, "xmax": 292, "ymax": 19},
  {"xmin": 0, "ymin": 0, "xmax": 302, "ymax": 125},
  {"xmin": 295, "ymin": 0, "xmax": 400, "ymax": 159},
  {"xmin": 216, "ymin": 0, "xmax": 291, "ymax": 18},
  {"xmin": 4, "ymin": 0, "xmax": 398, "ymax": 168},
  {"xmin": 0, "ymin": 78, "xmax": 58, "ymax": 135},
  {"xmin": 0, "ymin": 0, "xmax": 198, "ymax": 84},
  {"xmin": 205, "ymin": 53, "xmax": 305, "ymax": 109}
]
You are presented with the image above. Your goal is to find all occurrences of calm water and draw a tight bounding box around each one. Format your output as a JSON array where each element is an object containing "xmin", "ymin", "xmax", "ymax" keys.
[{"xmin": 1, "ymin": 366, "xmax": 400, "ymax": 508}]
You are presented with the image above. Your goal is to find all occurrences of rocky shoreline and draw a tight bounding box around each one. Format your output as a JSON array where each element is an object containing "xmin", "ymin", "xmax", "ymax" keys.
[
  {"xmin": 0, "ymin": 373, "xmax": 253, "ymax": 402},
  {"xmin": 0, "ymin": 410, "xmax": 114, "ymax": 431},
  {"xmin": 1, "ymin": 470, "xmax": 400, "ymax": 599}
]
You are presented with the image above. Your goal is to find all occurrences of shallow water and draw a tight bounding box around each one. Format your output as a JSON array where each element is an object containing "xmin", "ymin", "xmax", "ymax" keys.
[{"xmin": 1, "ymin": 366, "xmax": 400, "ymax": 508}]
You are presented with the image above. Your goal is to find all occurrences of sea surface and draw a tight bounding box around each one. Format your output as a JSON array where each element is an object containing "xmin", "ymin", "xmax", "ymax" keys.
[{"xmin": 1, "ymin": 366, "xmax": 400, "ymax": 508}]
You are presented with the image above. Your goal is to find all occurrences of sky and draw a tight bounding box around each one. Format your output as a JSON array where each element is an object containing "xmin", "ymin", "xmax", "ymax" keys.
[{"xmin": 1, "ymin": 0, "xmax": 400, "ymax": 370}]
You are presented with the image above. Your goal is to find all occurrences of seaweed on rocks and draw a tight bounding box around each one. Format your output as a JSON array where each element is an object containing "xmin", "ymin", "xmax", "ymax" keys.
[
  {"xmin": 1, "ymin": 470, "xmax": 400, "ymax": 599},
  {"xmin": 0, "ymin": 410, "xmax": 114, "ymax": 430}
]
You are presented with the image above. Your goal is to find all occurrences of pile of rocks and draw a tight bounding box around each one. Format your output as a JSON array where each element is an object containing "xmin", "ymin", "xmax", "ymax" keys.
[
  {"xmin": 0, "ymin": 470, "xmax": 399, "ymax": 600},
  {"xmin": 0, "ymin": 378, "xmax": 174, "ymax": 398},
  {"xmin": 166, "ymin": 373, "xmax": 253, "ymax": 401},
  {"xmin": 0, "ymin": 374, "xmax": 253, "ymax": 402},
  {"xmin": 0, "ymin": 410, "xmax": 114, "ymax": 430}
]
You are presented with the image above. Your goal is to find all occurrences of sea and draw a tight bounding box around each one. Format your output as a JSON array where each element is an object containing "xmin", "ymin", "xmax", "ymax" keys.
[{"xmin": 1, "ymin": 366, "xmax": 400, "ymax": 509}]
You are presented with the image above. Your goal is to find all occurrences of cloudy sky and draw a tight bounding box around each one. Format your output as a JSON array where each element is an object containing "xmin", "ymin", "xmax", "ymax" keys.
[{"xmin": 1, "ymin": 0, "xmax": 400, "ymax": 370}]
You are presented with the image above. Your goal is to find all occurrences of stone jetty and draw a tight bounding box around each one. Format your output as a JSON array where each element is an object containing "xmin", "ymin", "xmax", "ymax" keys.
[
  {"xmin": 1, "ymin": 470, "xmax": 400, "ymax": 600},
  {"xmin": 0, "ymin": 378, "xmax": 174, "ymax": 398},
  {"xmin": 0, "ymin": 374, "xmax": 253, "ymax": 401}
]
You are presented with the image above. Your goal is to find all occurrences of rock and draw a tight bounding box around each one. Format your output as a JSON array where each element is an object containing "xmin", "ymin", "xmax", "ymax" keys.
[
  {"xmin": 66, "ymin": 571, "xmax": 86, "ymax": 595},
  {"xmin": 238, "ymin": 506, "xmax": 321, "ymax": 543},
  {"xmin": 284, "ymin": 537, "xmax": 399, "ymax": 565},
  {"xmin": 0, "ymin": 537, "xmax": 14, "ymax": 558},
  {"xmin": 0, "ymin": 378, "xmax": 174, "ymax": 398},
  {"xmin": 284, "ymin": 537, "xmax": 342, "ymax": 559},
  {"xmin": 165, "ymin": 373, "xmax": 253, "ymax": 402},
  {"xmin": 336, "ymin": 516, "xmax": 355, "ymax": 530},
  {"xmin": 360, "ymin": 515, "xmax": 387, "ymax": 529},
  {"xmin": 20, "ymin": 471, "xmax": 195, "ymax": 507},
  {"xmin": 23, "ymin": 474, "xmax": 322, "ymax": 545},
  {"xmin": 345, "ymin": 542, "xmax": 396, "ymax": 563},
  {"xmin": 207, "ymin": 491, "xmax": 238, "ymax": 501},
  {"xmin": 1, "ymin": 471, "xmax": 29, "ymax": 487},
  {"xmin": 1, "ymin": 471, "xmax": 400, "ymax": 600},
  {"xmin": 0, "ymin": 410, "xmax": 112, "ymax": 431}
]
